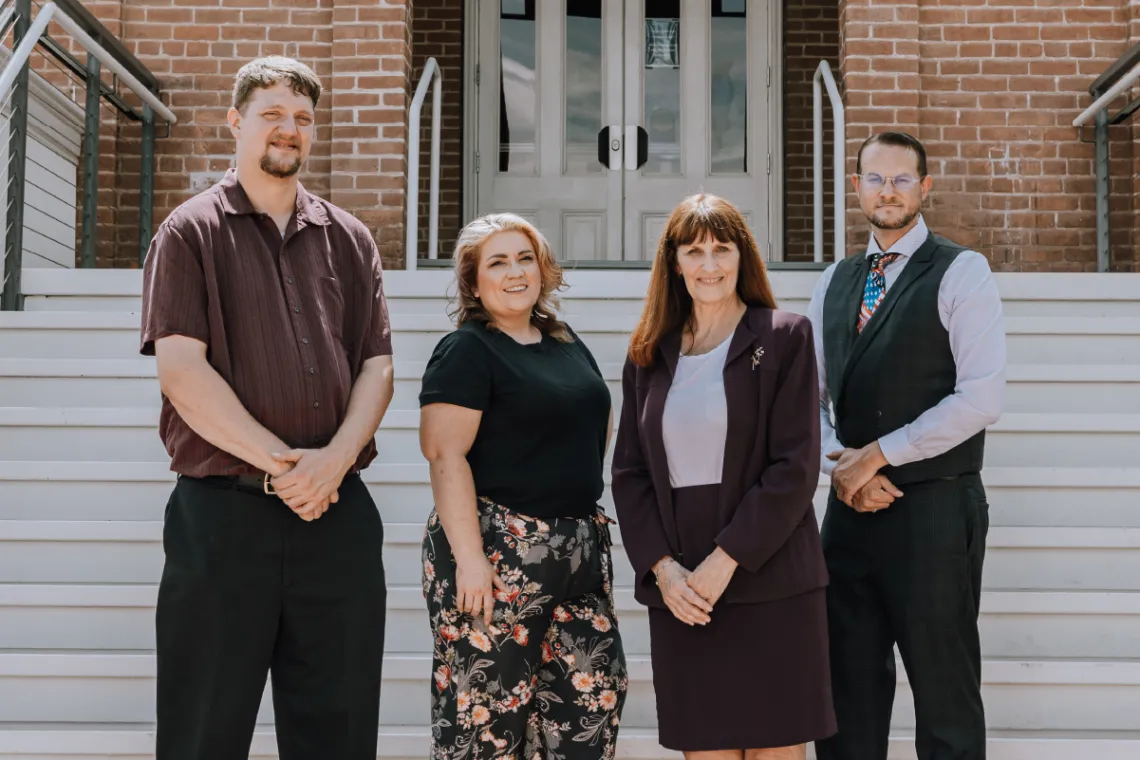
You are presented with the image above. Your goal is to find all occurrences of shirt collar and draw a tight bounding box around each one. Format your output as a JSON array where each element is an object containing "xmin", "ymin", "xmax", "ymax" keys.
[
  {"xmin": 217, "ymin": 167, "xmax": 329, "ymax": 227},
  {"xmin": 865, "ymin": 214, "xmax": 928, "ymax": 259}
]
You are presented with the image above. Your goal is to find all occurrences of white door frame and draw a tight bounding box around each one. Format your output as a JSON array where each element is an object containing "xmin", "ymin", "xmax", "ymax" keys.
[{"xmin": 462, "ymin": 0, "xmax": 785, "ymax": 262}]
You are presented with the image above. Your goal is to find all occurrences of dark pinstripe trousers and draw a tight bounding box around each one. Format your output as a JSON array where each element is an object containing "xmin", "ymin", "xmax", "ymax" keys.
[
  {"xmin": 155, "ymin": 474, "xmax": 387, "ymax": 760},
  {"xmin": 815, "ymin": 474, "xmax": 989, "ymax": 760}
]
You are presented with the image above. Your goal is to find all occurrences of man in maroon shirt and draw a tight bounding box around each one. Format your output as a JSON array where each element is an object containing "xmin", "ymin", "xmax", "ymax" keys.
[{"xmin": 140, "ymin": 56, "xmax": 394, "ymax": 760}]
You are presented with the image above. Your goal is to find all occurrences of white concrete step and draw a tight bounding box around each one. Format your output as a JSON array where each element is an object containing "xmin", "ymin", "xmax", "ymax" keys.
[
  {"xmin": 0, "ymin": 650, "xmax": 1137, "ymax": 732},
  {"xmin": 20, "ymin": 268, "xmax": 1140, "ymax": 318},
  {"xmin": 2, "ymin": 520, "xmax": 1137, "ymax": 591},
  {"xmin": 1, "ymin": 462, "xmax": 1138, "ymax": 529},
  {"xmin": 4, "ymin": 312, "xmax": 1140, "ymax": 365},
  {"xmin": 1003, "ymin": 364, "xmax": 1140, "ymax": 414},
  {"xmin": 3, "ymin": 407, "xmax": 1137, "ymax": 470},
  {"xmin": 3, "ymin": 583, "xmax": 1137, "ymax": 661},
  {"xmin": 0, "ymin": 359, "xmax": 161, "ymax": 408},
  {"xmin": 1, "ymin": 725, "xmax": 1136, "ymax": 760},
  {"xmin": 18, "ymin": 270, "xmax": 812, "ymax": 316},
  {"xmin": 7, "ymin": 359, "xmax": 1140, "ymax": 415}
]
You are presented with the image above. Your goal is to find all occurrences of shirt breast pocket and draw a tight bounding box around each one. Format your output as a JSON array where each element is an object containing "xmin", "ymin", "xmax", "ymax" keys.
[{"xmin": 317, "ymin": 276, "xmax": 346, "ymax": 344}]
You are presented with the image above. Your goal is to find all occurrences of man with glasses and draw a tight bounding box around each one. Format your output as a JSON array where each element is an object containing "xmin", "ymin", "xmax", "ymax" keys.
[{"xmin": 808, "ymin": 132, "xmax": 1006, "ymax": 760}]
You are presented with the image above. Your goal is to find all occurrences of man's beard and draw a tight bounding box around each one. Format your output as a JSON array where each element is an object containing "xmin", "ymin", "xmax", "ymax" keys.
[
  {"xmin": 260, "ymin": 148, "xmax": 303, "ymax": 178},
  {"xmin": 867, "ymin": 204, "xmax": 920, "ymax": 231}
]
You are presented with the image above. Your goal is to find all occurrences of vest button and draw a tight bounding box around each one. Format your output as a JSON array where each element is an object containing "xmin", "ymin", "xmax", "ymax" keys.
[{"xmin": 876, "ymin": 410, "xmax": 882, "ymax": 417}]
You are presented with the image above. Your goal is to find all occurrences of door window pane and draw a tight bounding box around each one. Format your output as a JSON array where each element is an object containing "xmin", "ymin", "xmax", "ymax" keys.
[
  {"xmin": 565, "ymin": 0, "xmax": 603, "ymax": 175},
  {"xmin": 499, "ymin": 0, "xmax": 537, "ymax": 174},
  {"xmin": 643, "ymin": 0, "xmax": 681, "ymax": 175},
  {"xmin": 711, "ymin": 1, "xmax": 747, "ymax": 174}
]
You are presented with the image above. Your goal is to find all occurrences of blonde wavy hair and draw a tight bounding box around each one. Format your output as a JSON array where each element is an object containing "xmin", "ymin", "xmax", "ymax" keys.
[{"xmin": 450, "ymin": 213, "xmax": 571, "ymax": 342}]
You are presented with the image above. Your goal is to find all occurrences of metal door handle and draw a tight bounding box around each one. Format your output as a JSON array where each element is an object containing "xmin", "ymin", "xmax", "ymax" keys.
[
  {"xmin": 624, "ymin": 125, "xmax": 648, "ymax": 171},
  {"xmin": 598, "ymin": 124, "xmax": 621, "ymax": 170}
]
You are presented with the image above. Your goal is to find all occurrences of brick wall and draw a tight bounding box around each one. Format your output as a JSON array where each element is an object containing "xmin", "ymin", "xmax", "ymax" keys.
[
  {"xmin": 411, "ymin": 0, "xmax": 464, "ymax": 261},
  {"xmin": 78, "ymin": 0, "xmax": 414, "ymax": 269},
  {"xmin": 52, "ymin": 0, "xmax": 1140, "ymax": 270},
  {"xmin": 784, "ymin": 0, "xmax": 841, "ymax": 262},
  {"xmin": 1131, "ymin": 1, "xmax": 1140, "ymax": 269},
  {"xmin": 839, "ymin": 0, "xmax": 1139, "ymax": 271}
]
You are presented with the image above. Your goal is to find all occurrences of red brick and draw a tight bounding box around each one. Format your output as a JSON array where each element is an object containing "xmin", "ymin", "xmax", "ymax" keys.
[{"xmin": 80, "ymin": 0, "xmax": 1140, "ymax": 269}]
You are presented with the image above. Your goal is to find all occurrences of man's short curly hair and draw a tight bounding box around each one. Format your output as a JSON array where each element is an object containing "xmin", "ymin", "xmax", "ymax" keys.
[{"xmin": 232, "ymin": 56, "xmax": 322, "ymax": 113}]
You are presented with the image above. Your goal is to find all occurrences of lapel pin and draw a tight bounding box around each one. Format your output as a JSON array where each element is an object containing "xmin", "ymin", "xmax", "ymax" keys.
[{"xmin": 751, "ymin": 346, "xmax": 764, "ymax": 369}]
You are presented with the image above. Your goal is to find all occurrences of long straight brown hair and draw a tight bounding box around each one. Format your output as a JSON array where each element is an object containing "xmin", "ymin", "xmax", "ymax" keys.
[{"xmin": 628, "ymin": 194, "xmax": 777, "ymax": 367}]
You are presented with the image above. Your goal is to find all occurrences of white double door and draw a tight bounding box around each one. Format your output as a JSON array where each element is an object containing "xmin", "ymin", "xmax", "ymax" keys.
[{"xmin": 473, "ymin": 0, "xmax": 780, "ymax": 262}]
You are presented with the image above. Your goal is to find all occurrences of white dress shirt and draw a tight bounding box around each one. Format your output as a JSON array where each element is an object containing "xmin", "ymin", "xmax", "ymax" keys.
[{"xmin": 806, "ymin": 215, "xmax": 1007, "ymax": 476}]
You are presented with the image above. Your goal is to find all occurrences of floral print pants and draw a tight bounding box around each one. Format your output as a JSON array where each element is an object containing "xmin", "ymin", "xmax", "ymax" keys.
[{"xmin": 422, "ymin": 498, "xmax": 629, "ymax": 760}]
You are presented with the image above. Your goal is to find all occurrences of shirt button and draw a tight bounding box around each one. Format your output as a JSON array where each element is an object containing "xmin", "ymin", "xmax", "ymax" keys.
[
  {"xmin": 309, "ymin": 367, "xmax": 315, "ymax": 374},
  {"xmin": 313, "ymin": 401, "xmax": 320, "ymax": 408},
  {"xmin": 294, "ymin": 306, "xmax": 301, "ymax": 313},
  {"xmin": 302, "ymin": 338, "xmax": 309, "ymax": 345},
  {"xmin": 287, "ymin": 277, "xmax": 294, "ymax": 284}
]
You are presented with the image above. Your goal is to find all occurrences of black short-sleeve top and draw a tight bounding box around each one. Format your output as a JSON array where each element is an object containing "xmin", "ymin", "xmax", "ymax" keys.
[{"xmin": 419, "ymin": 320, "xmax": 611, "ymax": 519}]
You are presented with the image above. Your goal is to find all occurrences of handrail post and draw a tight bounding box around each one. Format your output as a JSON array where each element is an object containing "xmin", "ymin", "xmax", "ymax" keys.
[
  {"xmin": 2, "ymin": 0, "xmax": 32, "ymax": 311},
  {"xmin": 140, "ymin": 104, "xmax": 155, "ymax": 264},
  {"xmin": 81, "ymin": 52, "xmax": 100, "ymax": 269},
  {"xmin": 813, "ymin": 68, "xmax": 823, "ymax": 263},
  {"xmin": 812, "ymin": 60, "xmax": 846, "ymax": 263},
  {"xmin": 406, "ymin": 57, "xmax": 442, "ymax": 271},
  {"xmin": 1093, "ymin": 103, "xmax": 1110, "ymax": 272},
  {"xmin": 429, "ymin": 65, "xmax": 442, "ymax": 264},
  {"xmin": 1074, "ymin": 52, "xmax": 1140, "ymax": 272}
]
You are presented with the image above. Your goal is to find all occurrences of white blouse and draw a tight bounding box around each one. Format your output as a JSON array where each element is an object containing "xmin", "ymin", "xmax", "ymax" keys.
[{"xmin": 661, "ymin": 333, "xmax": 731, "ymax": 488}]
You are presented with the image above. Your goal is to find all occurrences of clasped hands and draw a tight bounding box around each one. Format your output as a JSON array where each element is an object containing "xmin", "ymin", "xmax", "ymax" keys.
[
  {"xmin": 654, "ymin": 547, "xmax": 738, "ymax": 626},
  {"xmin": 828, "ymin": 441, "xmax": 904, "ymax": 513},
  {"xmin": 268, "ymin": 446, "xmax": 353, "ymax": 522}
]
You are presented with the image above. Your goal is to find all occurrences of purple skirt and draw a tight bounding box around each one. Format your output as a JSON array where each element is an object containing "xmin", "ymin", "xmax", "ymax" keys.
[{"xmin": 648, "ymin": 483, "xmax": 837, "ymax": 751}]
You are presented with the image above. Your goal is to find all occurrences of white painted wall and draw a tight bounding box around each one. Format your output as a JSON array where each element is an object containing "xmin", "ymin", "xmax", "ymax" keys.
[{"xmin": 0, "ymin": 47, "xmax": 85, "ymax": 271}]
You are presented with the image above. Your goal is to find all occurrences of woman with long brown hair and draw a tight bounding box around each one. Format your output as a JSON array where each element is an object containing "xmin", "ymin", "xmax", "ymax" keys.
[
  {"xmin": 611, "ymin": 194, "xmax": 835, "ymax": 758},
  {"xmin": 418, "ymin": 213, "xmax": 628, "ymax": 759}
]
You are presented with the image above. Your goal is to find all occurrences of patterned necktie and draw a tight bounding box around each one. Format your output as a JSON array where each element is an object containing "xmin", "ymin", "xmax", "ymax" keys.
[{"xmin": 857, "ymin": 252, "xmax": 901, "ymax": 333}]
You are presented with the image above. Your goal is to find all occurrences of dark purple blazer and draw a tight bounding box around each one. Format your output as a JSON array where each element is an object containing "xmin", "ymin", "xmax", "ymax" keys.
[{"xmin": 611, "ymin": 306, "xmax": 829, "ymax": 608}]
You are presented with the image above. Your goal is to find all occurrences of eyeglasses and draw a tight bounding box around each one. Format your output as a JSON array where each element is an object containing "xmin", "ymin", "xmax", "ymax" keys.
[{"xmin": 856, "ymin": 173, "xmax": 923, "ymax": 192}]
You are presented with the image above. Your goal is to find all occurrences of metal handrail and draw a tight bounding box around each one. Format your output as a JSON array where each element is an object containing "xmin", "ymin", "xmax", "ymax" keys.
[
  {"xmin": 1, "ymin": 0, "xmax": 173, "ymax": 309},
  {"xmin": 0, "ymin": 7, "xmax": 14, "ymax": 39},
  {"xmin": 0, "ymin": 3, "xmax": 176, "ymax": 125},
  {"xmin": 1073, "ymin": 45, "xmax": 1140, "ymax": 271},
  {"xmin": 813, "ymin": 60, "xmax": 845, "ymax": 263},
  {"xmin": 1073, "ymin": 60, "xmax": 1140, "ymax": 128},
  {"xmin": 405, "ymin": 56, "xmax": 442, "ymax": 271}
]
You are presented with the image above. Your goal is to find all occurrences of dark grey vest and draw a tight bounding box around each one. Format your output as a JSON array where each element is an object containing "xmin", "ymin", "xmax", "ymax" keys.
[{"xmin": 822, "ymin": 233, "xmax": 985, "ymax": 486}]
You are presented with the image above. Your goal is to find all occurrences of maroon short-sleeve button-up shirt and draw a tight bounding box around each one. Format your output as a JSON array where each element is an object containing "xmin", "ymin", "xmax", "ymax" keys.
[{"xmin": 140, "ymin": 168, "xmax": 392, "ymax": 477}]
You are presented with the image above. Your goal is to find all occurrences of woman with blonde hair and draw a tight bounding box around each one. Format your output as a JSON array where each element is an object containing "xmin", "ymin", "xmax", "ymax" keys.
[
  {"xmin": 419, "ymin": 213, "xmax": 628, "ymax": 759},
  {"xmin": 612, "ymin": 194, "xmax": 835, "ymax": 758}
]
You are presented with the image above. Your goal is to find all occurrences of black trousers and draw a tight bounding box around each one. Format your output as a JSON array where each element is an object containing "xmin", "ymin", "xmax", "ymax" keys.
[
  {"xmin": 155, "ymin": 474, "xmax": 387, "ymax": 760},
  {"xmin": 815, "ymin": 474, "xmax": 989, "ymax": 760}
]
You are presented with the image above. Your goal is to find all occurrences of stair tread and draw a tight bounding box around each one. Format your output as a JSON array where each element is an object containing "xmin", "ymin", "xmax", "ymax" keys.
[
  {"xmin": 21, "ymin": 268, "xmax": 1140, "ymax": 301},
  {"xmin": 4, "ymin": 583, "xmax": 1140, "ymax": 613},
  {"xmin": 6, "ymin": 311, "xmax": 1140, "ymax": 334},
  {"xmin": 4, "ymin": 407, "xmax": 1140, "ymax": 433},
  {"xmin": 7, "ymin": 358, "xmax": 1140, "ymax": 383},
  {"xmin": 1, "ymin": 518, "xmax": 1139, "ymax": 547},
  {"xmin": 6, "ymin": 647, "xmax": 1140, "ymax": 669},
  {"xmin": 1, "ymin": 461, "xmax": 1140, "ymax": 486}
]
